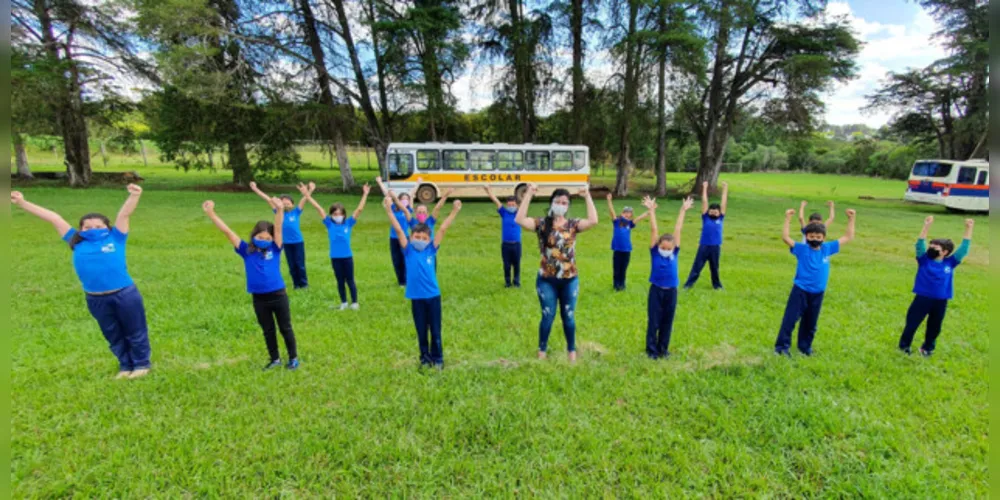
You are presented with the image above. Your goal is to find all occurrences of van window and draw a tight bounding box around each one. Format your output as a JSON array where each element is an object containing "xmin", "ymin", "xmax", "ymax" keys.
[
  {"xmin": 470, "ymin": 151, "xmax": 496, "ymax": 171},
  {"xmin": 417, "ymin": 150, "xmax": 440, "ymax": 171},
  {"xmin": 525, "ymin": 151, "xmax": 549, "ymax": 171},
  {"xmin": 443, "ymin": 151, "xmax": 468, "ymax": 171},
  {"xmin": 911, "ymin": 161, "xmax": 952, "ymax": 178},
  {"xmin": 498, "ymin": 151, "xmax": 523, "ymax": 171},
  {"xmin": 957, "ymin": 167, "xmax": 977, "ymax": 184},
  {"xmin": 387, "ymin": 153, "xmax": 413, "ymax": 180},
  {"xmin": 977, "ymin": 171, "xmax": 988, "ymax": 185},
  {"xmin": 552, "ymin": 151, "xmax": 576, "ymax": 171}
]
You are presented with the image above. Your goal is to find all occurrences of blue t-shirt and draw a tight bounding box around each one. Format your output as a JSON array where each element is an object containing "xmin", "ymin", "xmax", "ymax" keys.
[
  {"xmin": 648, "ymin": 246, "xmax": 681, "ymax": 289},
  {"xmin": 700, "ymin": 213, "xmax": 725, "ymax": 246},
  {"xmin": 235, "ymin": 241, "xmax": 286, "ymax": 294},
  {"xmin": 409, "ymin": 216, "xmax": 436, "ymax": 239},
  {"xmin": 498, "ymin": 207, "xmax": 521, "ymax": 243},
  {"xmin": 63, "ymin": 228, "xmax": 134, "ymax": 293},
  {"xmin": 611, "ymin": 217, "xmax": 636, "ymax": 252},
  {"xmin": 273, "ymin": 207, "xmax": 304, "ymax": 244},
  {"xmin": 323, "ymin": 216, "xmax": 356, "ymax": 259},
  {"xmin": 912, "ymin": 239, "xmax": 968, "ymax": 300},
  {"xmin": 404, "ymin": 243, "xmax": 440, "ymax": 300},
  {"xmin": 790, "ymin": 241, "xmax": 840, "ymax": 293},
  {"xmin": 390, "ymin": 207, "xmax": 412, "ymax": 239}
]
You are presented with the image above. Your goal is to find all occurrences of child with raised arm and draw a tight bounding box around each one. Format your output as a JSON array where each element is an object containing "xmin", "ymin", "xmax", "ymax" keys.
[
  {"xmin": 684, "ymin": 181, "xmax": 728, "ymax": 290},
  {"xmin": 375, "ymin": 177, "xmax": 418, "ymax": 287},
  {"xmin": 898, "ymin": 217, "xmax": 975, "ymax": 356},
  {"xmin": 798, "ymin": 200, "xmax": 835, "ymax": 242},
  {"xmin": 249, "ymin": 181, "xmax": 313, "ymax": 289},
  {"xmin": 383, "ymin": 196, "xmax": 463, "ymax": 369},
  {"xmin": 305, "ymin": 184, "xmax": 372, "ymax": 311},
  {"xmin": 644, "ymin": 195, "xmax": 694, "ymax": 359},
  {"xmin": 203, "ymin": 199, "xmax": 300, "ymax": 370},
  {"xmin": 607, "ymin": 193, "xmax": 650, "ymax": 291},
  {"xmin": 409, "ymin": 188, "xmax": 454, "ymax": 240},
  {"xmin": 484, "ymin": 185, "xmax": 523, "ymax": 288},
  {"xmin": 11, "ymin": 186, "xmax": 152, "ymax": 379},
  {"xmin": 774, "ymin": 207, "xmax": 856, "ymax": 356}
]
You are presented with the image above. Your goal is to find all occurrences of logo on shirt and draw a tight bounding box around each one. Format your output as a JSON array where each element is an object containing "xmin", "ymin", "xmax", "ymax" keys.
[
  {"xmin": 427, "ymin": 256, "xmax": 434, "ymax": 266},
  {"xmin": 715, "ymin": 220, "xmax": 722, "ymax": 225},
  {"xmin": 288, "ymin": 216, "xmax": 296, "ymax": 222},
  {"xmin": 822, "ymin": 257, "xmax": 830, "ymax": 264},
  {"xmin": 101, "ymin": 243, "xmax": 116, "ymax": 253},
  {"xmin": 343, "ymin": 228, "xmax": 349, "ymax": 234},
  {"xmin": 944, "ymin": 266, "xmax": 952, "ymax": 274},
  {"xmin": 264, "ymin": 251, "xmax": 274, "ymax": 260}
]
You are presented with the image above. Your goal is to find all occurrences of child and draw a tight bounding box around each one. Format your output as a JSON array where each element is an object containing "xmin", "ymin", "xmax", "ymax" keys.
[
  {"xmin": 484, "ymin": 185, "xmax": 523, "ymax": 288},
  {"xmin": 249, "ymin": 181, "xmax": 313, "ymax": 289},
  {"xmin": 898, "ymin": 216, "xmax": 975, "ymax": 356},
  {"xmin": 684, "ymin": 180, "xmax": 728, "ymax": 290},
  {"xmin": 11, "ymin": 186, "xmax": 152, "ymax": 379},
  {"xmin": 408, "ymin": 188, "xmax": 454, "ymax": 240},
  {"xmin": 305, "ymin": 184, "xmax": 372, "ymax": 311},
  {"xmin": 203, "ymin": 199, "xmax": 300, "ymax": 370},
  {"xmin": 775, "ymin": 207, "xmax": 856, "ymax": 356},
  {"xmin": 643, "ymin": 195, "xmax": 694, "ymax": 359},
  {"xmin": 607, "ymin": 193, "xmax": 650, "ymax": 291},
  {"xmin": 383, "ymin": 196, "xmax": 463, "ymax": 369},
  {"xmin": 799, "ymin": 200, "xmax": 835, "ymax": 242},
  {"xmin": 375, "ymin": 177, "xmax": 418, "ymax": 287}
]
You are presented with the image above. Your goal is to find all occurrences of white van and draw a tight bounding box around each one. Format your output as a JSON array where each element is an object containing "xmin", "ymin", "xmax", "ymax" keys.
[{"xmin": 904, "ymin": 159, "xmax": 989, "ymax": 212}]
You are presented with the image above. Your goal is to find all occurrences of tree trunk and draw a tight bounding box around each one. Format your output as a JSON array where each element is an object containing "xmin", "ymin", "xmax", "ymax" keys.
[
  {"xmin": 332, "ymin": 126, "xmax": 354, "ymax": 189},
  {"xmin": 614, "ymin": 0, "xmax": 640, "ymax": 197},
  {"xmin": 100, "ymin": 140, "xmax": 108, "ymax": 168},
  {"xmin": 422, "ymin": 46, "xmax": 443, "ymax": 142},
  {"xmin": 228, "ymin": 140, "xmax": 253, "ymax": 185},
  {"xmin": 654, "ymin": 6, "xmax": 668, "ymax": 197},
  {"xmin": 139, "ymin": 140, "xmax": 148, "ymax": 166},
  {"xmin": 694, "ymin": 128, "xmax": 727, "ymax": 192},
  {"xmin": 332, "ymin": 0, "xmax": 388, "ymax": 158},
  {"xmin": 509, "ymin": 0, "xmax": 535, "ymax": 142},
  {"xmin": 570, "ymin": 0, "xmax": 584, "ymax": 144},
  {"xmin": 14, "ymin": 133, "xmax": 32, "ymax": 178}
]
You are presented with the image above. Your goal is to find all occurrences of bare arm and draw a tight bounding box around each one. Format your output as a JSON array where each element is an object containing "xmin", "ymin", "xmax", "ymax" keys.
[
  {"xmin": 306, "ymin": 195, "xmax": 326, "ymax": 220},
  {"xmin": 837, "ymin": 209, "xmax": 856, "ymax": 246},
  {"xmin": 376, "ymin": 177, "xmax": 409, "ymax": 218},
  {"xmin": 10, "ymin": 191, "xmax": 73, "ymax": 238},
  {"xmin": 918, "ymin": 216, "xmax": 933, "ymax": 240},
  {"xmin": 295, "ymin": 182, "xmax": 314, "ymax": 211},
  {"xmin": 963, "ymin": 218, "xmax": 974, "ymax": 240},
  {"xmin": 633, "ymin": 211, "xmax": 650, "ymax": 223},
  {"xmin": 515, "ymin": 183, "xmax": 538, "ymax": 231},
  {"xmin": 202, "ymin": 201, "xmax": 242, "ymax": 248},
  {"xmin": 701, "ymin": 181, "xmax": 709, "ymax": 214},
  {"xmin": 483, "ymin": 185, "xmax": 502, "ymax": 209},
  {"xmin": 383, "ymin": 197, "xmax": 408, "ymax": 248},
  {"xmin": 272, "ymin": 198, "xmax": 285, "ymax": 248},
  {"xmin": 605, "ymin": 193, "xmax": 617, "ymax": 220},
  {"xmin": 575, "ymin": 189, "xmax": 600, "ymax": 232},
  {"xmin": 431, "ymin": 188, "xmax": 453, "ymax": 220},
  {"xmin": 434, "ymin": 200, "xmax": 463, "ymax": 248},
  {"xmin": 114, "ymin": 184, "xmax": 144, "ymax": 233},
  {"xmin": 782, "ymin": 209, "xmax": 797, "ymax": 248},
  {"xmin": 408, "ymin": 179, "xmax": 421, "ymax": 200},
  {"xmin": 720, "ymin": 181, "xmax": 729, "ymax": 215},
  {"xmin": 249, "ymin": 182, "xmax": 278, "ymax": 209},
  {"xmin": 798, "ymin": 201, "xmax": 807, "ymax": 228},
  {"xmin": 825, "ymin": 201, "xmax": 835, "ymax": 226},
  {"xmin": 642, "ymin": 196, "xmax": 658, "ymax": 248},
  {"xmin": 674, "ymin": 197, "xmax": 694, "ymax": 248},
  {"xmin": 353, "ymin": 184, "xmax": 371, "ymax": 220}
]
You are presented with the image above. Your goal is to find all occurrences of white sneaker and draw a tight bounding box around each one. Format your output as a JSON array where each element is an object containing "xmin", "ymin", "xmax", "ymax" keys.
[
  {"xmin": 350, "ymin": 303, "xmax": 360, "ymax": 310},
  {"xmin": 338, "ymin": 303, "xmax": 349, "ymax": 311}
]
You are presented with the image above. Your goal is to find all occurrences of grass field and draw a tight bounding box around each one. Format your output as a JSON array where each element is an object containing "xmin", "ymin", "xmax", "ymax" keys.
[{"xmin": 10, "ymin": 168, "xmax": 988, "ymax": 496}]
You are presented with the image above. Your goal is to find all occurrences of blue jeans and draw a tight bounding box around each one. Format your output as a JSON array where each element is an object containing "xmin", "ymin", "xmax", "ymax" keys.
[
  {"xmin": 411, "ymin": 296, "xmax": 443, "ymax": 366},
  {"xmin": 536, "ymin": 276, "xmax": 579, "ymax": 353},
  {"xmin": 85, "ymin": 284, "xmax": 151, "ymax": 371},
  {"xmin": 775, "ymin": 285, "xmax": 825, "ymax": 354},
  {"xmin": 899, "ymin": 295, "xmax": 949, "ymax": 353},
  {"xmin": 685, "ymin": 245, "xmax": 722, "ymax": 289},
  {"xmin": 646, "ymin": 285, "xmax": 678, "ymax": 358},
  {"xmin": 502, "ymin": 242, "xmax": 522, "ymax": 286},
  {"xmin": 283, "ymin": 242, "xmax": 308, "ymax": 289}
]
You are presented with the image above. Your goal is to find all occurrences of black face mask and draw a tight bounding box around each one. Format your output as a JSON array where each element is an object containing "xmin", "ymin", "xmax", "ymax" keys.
[
  {"xmin": 807, "ymin": 239, "xmax": 823, "ymax": 248},
  {"xmin": 707, "ymin": 214, "xmax": 720, "ymax": 220},
  {"xmin": 926, "ymin": 248, "xmax": 941, "ymax": 259}
]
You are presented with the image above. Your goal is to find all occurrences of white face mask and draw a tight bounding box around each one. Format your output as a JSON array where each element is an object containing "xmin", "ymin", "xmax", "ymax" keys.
[
  {"xmin": 658, "ymin": 248, "xmax": 674, "ymax": 259},
  {"xmin": 332, "ymin": 215, "xmax": 345, "ymax": 224},
  {"xmin": 549, "ymin": 204, "xmax": 568, "ymax": 217}
]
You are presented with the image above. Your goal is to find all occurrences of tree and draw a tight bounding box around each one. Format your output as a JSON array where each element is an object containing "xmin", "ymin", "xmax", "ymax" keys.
[
  {"xmin": 610, "ymin": 0, "xmax": 648, "ymax": 196},
  {"xmin": 11, "ymin": 47, "xmax": 62, "ymax": 178}
]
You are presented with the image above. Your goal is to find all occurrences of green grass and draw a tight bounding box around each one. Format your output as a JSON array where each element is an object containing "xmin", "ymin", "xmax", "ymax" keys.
[{"xmin": 11, "ymin": 174, "xmax": 988, "ymax": 496}]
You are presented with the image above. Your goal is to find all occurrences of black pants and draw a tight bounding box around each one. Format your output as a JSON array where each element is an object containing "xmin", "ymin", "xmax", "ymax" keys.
[
  {"xmin": 775, "ymin": 285, "xmax": 825, "ymax": 354},
  {"xmin": 502, "ymin": 242, "xmax": 522, "ymax": 286},
  {"xmin": 283, "ymin": 242, "xmax": 308, "ymax": 289},
  {"xmin": 331, "ymin": 257, "xmax": 358, "ymax": 303},
  {"xmin": 411, "ymin": 296, "xmax": 443, "ymax": 366},
  {"xmin": 646, "ymin": 285, "xmax": 678, "ymax": 358},
  {"xmin": 390, "ymin": 239, "xmax": 406, "ymax": 286},
  {"xmin": 613, "ymin": 251, "xmax": 631, "ymax": 290},
  {"xmin": 899, "ymin": 295, "xmax": 949, "ymax": 353},
  {"xmin": 252, "ymin": 290, "xmax": 298, "ymax": 361},
  {"xmin": 685, "ymin": 245, "xmax": 722, "ymax": 289}
]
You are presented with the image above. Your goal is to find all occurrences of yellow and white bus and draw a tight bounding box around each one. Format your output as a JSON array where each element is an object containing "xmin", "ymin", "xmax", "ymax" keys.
[{"xmin": 383, "ymin": 143, "xmax": 590, "ymax": 203}]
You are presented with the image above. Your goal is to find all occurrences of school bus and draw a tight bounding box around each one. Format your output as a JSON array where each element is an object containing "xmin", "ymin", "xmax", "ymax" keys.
[
  {"xmin": 904, "ymin": 159, "xmax": 989, "ymax": 212},
  {"xmin": 383, "ymin": 143, "xmax": 590, "ymax": 203}
]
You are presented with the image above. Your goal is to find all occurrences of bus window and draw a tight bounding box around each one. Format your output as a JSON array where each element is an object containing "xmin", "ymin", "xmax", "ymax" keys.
[
  {"xmin": 443, "ymin": 150, "xmax": 468, "ymax": 171},
  {"xmin": 957, "ymin": 167, "xmax": 977, "ymax": 184},
  {"xmin": 977, "ymin": 171, "xmax": 988, "ymax": 185},
  {"xmin": 911, "ymin": 161, "xmax": 952, "ymax": 178},
  {"xmin": 525, "ymin": 151, "xmax": 549, "ymax": 171},
  {"xmin": 498, "ymin": 151, "xmax": 523, "ymax": 171},
  {"xmin": 574, "ymin": 151, "xmax": 586, "ymax": 169},
  {"xmin": 387, "ymin": 153, "xmax": 414, "ymax": 179},
  {"xmin": 417, "ymin": 150, "xmax": 440, "ymax": 171},
  {"xmin": 470, "ymin": 151, "xmax": 496, "ymax": 171},
  {"xmin": 552, "ymin": 151, "xmax": 576, "ymax": 171}
]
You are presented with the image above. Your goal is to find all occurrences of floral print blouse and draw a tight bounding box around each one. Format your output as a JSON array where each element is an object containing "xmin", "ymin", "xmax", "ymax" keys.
[{"xmin": 534, "ymin": 217, "xmax": 581, "ymax": 279}]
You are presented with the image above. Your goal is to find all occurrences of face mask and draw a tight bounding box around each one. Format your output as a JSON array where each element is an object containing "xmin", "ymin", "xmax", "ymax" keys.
[
  {"xmin": 400, "ymin": 199, "xmax": 410, "ymax": 208},
  {"xmin": 332, "ymin": 215, "xmax": 345, "ymax": 224},
  {"xmin": 253, "ymin": 238, "xmax": 272, "ymax": 249},
  {"xmin": 505, "ymin": 206, "xmax": 517, "ymax": 213},
  {"xmin": 549, "ymin": 204, "xmax": 568, "ymax": 217},
  {"xmin": 926, "ymin": 248, "xmax": 941, "ymax": 260},
  {"xmin": 79, "ymin": 228, "xmax": 110, "ymax": 241},
  {"xmin": 807, "ymin": 239, "xmax": 823, "ymax": 249},
  {"xmin": 708, "ymin": 214, "xmax": 720, "ymax": 220},
  {"xmin": 658, "ymin": 248, "xmax": 674, "ymax": 259},
  {"xmin": 410, "ymin": 239, "xmax": 430, "ymax": 252},
  {"xmin": 416, "ymin": 213, "xmax": 428, "ymax": 223}
]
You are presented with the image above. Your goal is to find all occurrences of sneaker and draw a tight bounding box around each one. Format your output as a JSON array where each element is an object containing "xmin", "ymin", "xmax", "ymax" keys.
[
  {"xmin": 338, "ymin": 303, "xmax": 349, "ymax": 311},
  {"xmin": 263, "ymin": 360, "xmax": 282, "ymax": 370},
  {"xmin": 683, "ymin": 285, "xmax": 693, "ymax": 290},
  {"xmin": 537, "ymin": 351, "xmax": 548, "ymax": 360},
  {"xmin": 775, "ymin": 349, "xmax": 791, "ymax": 357},
  {"xmin": 433, "ymin": 363, "xmax": 444, "ymax": 371},
  {"xmin": 513, "ymin": 283, "xmax": 521, "ymax": 288},
  {"xmin": 568, "ymin": 351, "xmax": 578, "ymax": 363},
  {"xmin": 900, "ymin": 347, "xmax": 912, "ymax": 355},
  {"xmin": 129, "ymin": 368, "xmax": 151, "ymax": 379},
  {"xmin": 286, "ymin": 358, "xmax": 300, "ymax": 370},
  {"xmin": 505, "ymin": 283, "xmax": 512, "ymax": 289},
  {"xmin": 660, "ymin": 352, "xmax": 671, "ymax": 360},
  {"xmin": 350, "ymin": 303, "xmax": 360, "ymax": 310},
  {"xmin": 115, "ymin": 370, "xmax": 132, "ymax": 380},
  {"xmin": 919, "ymin": 348, "xmax": 933, "ymax": 357},
  {"xmin": 798, "ymin": 349, "xmax": 813, "ymax": 357}
]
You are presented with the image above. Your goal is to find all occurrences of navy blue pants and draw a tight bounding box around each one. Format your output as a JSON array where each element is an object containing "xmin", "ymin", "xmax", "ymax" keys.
[
  {"xmin": 390, "ymin": 238, "xmax": 406, "ymax": 286},
  {"xmin": 502, "ymin": 242, "xmax": 522, "ymax": 286},
  {"xmin": 775, "ymin": 285, "xmax": 825, "ymax": 354},
  {"xmin": 613, "ymin": 251, "xmax": 631, "ymax": 290},
  {"xmin": 85, "ymin": 284, "xmax": 151, "ymax": 371},
  {"xmin": 331, "ymin": 257, "xmax": 358, "ymax": 303},
  {"xmin": 283, "ymin": 242, "xmax": 308, "ymax": 289},
  {"xmin": 899, "ymin": 295, "xmax": 949, "ymax": 353},
  {"xmin": 536, "ymin": 276, "xmax": 579, "ymax": 353},
  {"xmin": 252, "ymin": 290, "xmax": 298, "ymax": 362},
  {"xmin": 685, "ymin": 245, "xmax": 722, "ymax": 289},
  {"xmin": 646, "ymin": 285, "xmax": 678, "ymax": 358},
  {"xmin": 411, "ymin": 296, "xmax": 443, "ymax": 366}
]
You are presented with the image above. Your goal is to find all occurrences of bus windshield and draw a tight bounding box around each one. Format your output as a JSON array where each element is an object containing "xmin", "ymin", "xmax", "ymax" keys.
[
  {"xmin": 911, "ymin": 161, "xmax": 953, "ymax": 178},
  {"xmin": 387, "ymin": 152, "xmax": 413, "ymax": 180}
]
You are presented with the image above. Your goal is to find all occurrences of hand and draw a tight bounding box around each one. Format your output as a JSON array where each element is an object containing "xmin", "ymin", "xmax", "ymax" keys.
[
  {"xmin": 416, "ymin": 177, "xmax": 424, "ymax": 183},
  {"xmin": 720, "ymin": 181, "xmax": 728, "ymax": 190},
  {"xmin": 249, "ymin": 182, "xmax": 258, "ymax": 191},
  {"xmin": 453, "ymin": 200, "xmax": 463, "ymax": 210},
  {"xmin": 964, "ymin": 218, "xmax": 974, "ymax": 229},
  {"xmin": 202, "ymin": 200, "xmax": 215, "ymax": 214},
  {"xmin": 483, "ymin": 185, "xmax": 492, "ymax": 193},
  {"xmin": 576, "ymin": 188, "xmax": 590, "ymax": 198},
  {"xmin": 606, "ymin": 193, "xmax": 613, "ymax": 201},
  {"xmin": 11, "ymin": 191, "xmax": 24, "ymax": 205},
  {"xmin": 383, "ymin": 197, "xmax": 394, "ymax": 209},
  {"xmin": 126, "ymin": 183, "xmax": 143, "ymax": 195},
  {"xmin": 800, "ymin": 200, "xmax": 808, "ymax": 208},
  {"xmin": 296, "ymin": 183, "xmax": 309, "ymax": 195},
  {"xmin": 308, "ymin": 182, "xmax": 316, "ymax": 193},
  {"xmin": 641, "ymin": 195, "xmax": 657, "ymax": 210},
  {"xmin": 924, "ymin": 216, "xmax": 934, "ymax": 226},
  {"xmin": 271, "ymin": 197, "xmax": 284, "ymax": 209},
  {"xmin": 362, "ymin": 184, "xmax": 371, "ymax": 195},
  {"xmin": 444, "ymin": 188, "xmax": 455, "ymax": 197},
  {"xmin": 526, "ymin": 183, "xmax": 538, "ymax": 195},
  {"xmin": 702, "ymin": 181, "xmax": 708, "ymax": 189},
  {"xmin": 845, "ymin": 209, "xmax": 856, "ymax": 219},
  {"xmin": 681, "ymin": 196, "xmax": 694, "ymax": 211},
  {"xmin": 785, "ymin": 209, "xmax": 796, "ymax": 217},
  {"xmin": 826, "ymin": 200, "xmax": 834, "ymax": 207}
]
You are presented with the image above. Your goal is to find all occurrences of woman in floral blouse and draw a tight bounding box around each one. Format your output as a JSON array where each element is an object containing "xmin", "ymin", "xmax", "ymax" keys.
[{"xmin": 515, "ymin": 183, "xmax": 599, "ymax": 361}]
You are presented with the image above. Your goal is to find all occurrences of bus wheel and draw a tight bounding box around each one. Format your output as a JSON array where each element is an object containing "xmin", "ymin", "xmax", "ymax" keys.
[
  {"xmin": 515, "ymin": 184, "xmax": 529, "ymax": 203},
  {"xmin": 416, "ymin": 185, "xmax": 437, "ymax": 204}
]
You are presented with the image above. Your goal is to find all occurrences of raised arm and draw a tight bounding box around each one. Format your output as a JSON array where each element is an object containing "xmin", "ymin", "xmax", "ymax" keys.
[
  {"xmin": 642, "ymin": 196, "xmax": 658, "ymax": 248},
  {"xmin": 918, "ymin": 216, "xmax": 933, "ymax": 240},
  {"xmin": 952, "ymin": 218, "xmax": 974, "ymax": 263},
  {"xmin": 674, "ymin": 196, "xmax": 694, "ymax": 248},
  {"xmin": 202, "ymin": 201, "xmax": 242, "ymax": 248},
  {"xmin": 306, "ymin": 193, "xmax": 326, "ymax": 220},
  {"xmin": 271, "ymin": 198, "xmax": 285, "ymax": 248},
  {"xmin": 249, "ymin": 182, "xmax": 278, "ymax": 209},
  {"xmin": 605, "ymin": 193, "xmax": 617, "ymax": 220},
  {"xmin": 407, "ymin": 179, "xmax": 421, "ymax": 200},
  {"xmin": 825, "ymin": 201, "xmax": 836, "ymax": 226},
  {"xmin": 382, "ymin": 197, "xmax": 408, "ymax": 247},
  {"xmin": 633, "ymin": 210, "xmax": 651, "ymax": 223},
  {"xmin": 376, "ymin": 177, "xmax": 410, "ymax": 220},
  {"xmin": 483, "ymin": 185, "xmax": 502, "ymax": 209},
  {"xmin": 837, "ymin": 209, "xmax": 856, "ymax": 246},
  {"xmin": 782, "ymin": 209, "xmax": 797, "ymax": 248},
  {"xmin": 701, "ymin": 181, "xmax": 709, "ymax": 214},
  {"xmin": 434, "ymin": 200, "xmax": 463, "ymax": 248},
  {"xmin": 114, "ymin": 184, "xmax": 144, "ymax": 233},
  {"xmin": 575, "ymin": 188, "xmax": 599, "ymax": 232},
  {"xmin": 798, "ymin": 201, "xmax": 807, "ymax": 228},
  {"xmin": 720, "ymin": 181, "xmax": 729, "ymax": 215},
  {"xmin": 431, "ymin": 188, "xmax": 453, "ymax": 220},
  {"xmin": 353, "ymin": 184, "xmax": 371, "ymax": 220},
  {"xmin": 295, "ymin": 182, "xmax": 315, "ymax": 211},
  {"xmin": 515, "ymin": 183, "xmax": 538, "ymax": 231},
  {"xmin": 10, "ymin": 191, "xmax": 73, "ymax": 238}
]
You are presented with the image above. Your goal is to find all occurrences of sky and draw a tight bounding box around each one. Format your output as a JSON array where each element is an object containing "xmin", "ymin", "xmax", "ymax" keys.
[{"xmin": 451, "ymin": 0, "xmax": 948, "ymax": 128}]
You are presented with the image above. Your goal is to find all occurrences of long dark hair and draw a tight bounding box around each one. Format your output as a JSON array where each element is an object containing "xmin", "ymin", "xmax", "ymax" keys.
[
  {"xmin": 541, "ymin": 189, "xmax": 571, "ymax": 245},
  {"xmin": 68, "ymin": 213, "xmax": 111, "ymax": 250},
  {"xmin": 248, "ymin": 220, "xmax": 275, "ymax": 253}
]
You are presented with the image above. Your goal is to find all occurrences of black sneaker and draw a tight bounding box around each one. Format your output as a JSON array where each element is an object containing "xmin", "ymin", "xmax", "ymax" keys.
[
  {"xmin": 263, "ymin": 359, "xmax": 282, "ymax": 370},
  {"xmin": 900, "ymin": 347, "xmax": 912, "ymax": 355},
  {"xmin": 799, "ymin": 349, "xmax": 813, "ymax": 357},
  {"xmin": 919, "ymin": 348, "xmax": 933, "ymax": 357},
  {"xmin": 775, "ymin": 349, "xmax": 791, "ymax": 357}
]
